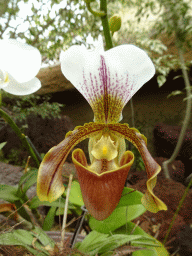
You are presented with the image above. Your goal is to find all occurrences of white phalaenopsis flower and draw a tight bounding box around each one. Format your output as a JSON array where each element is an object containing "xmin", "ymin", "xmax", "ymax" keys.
[{"xmin": 0, "ymin": 39, "xmax": 41, "ymax": 95}]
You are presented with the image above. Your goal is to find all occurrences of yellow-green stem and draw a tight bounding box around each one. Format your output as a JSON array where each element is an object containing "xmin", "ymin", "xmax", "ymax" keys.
[
  {"xmin": 61, "ymin": 174, "xmax": 73, "ymax": 251},
  {"xmin": 0, "ymin": 108, "xmax": 40, "ymax": 167},
  {"xmin": 163, "ymin": 176, "xmax": 192, "ymax": 245},
  {"xmin": 163, "ymin": 48, "xmax": 192, "ymax": 178},
  {"xmin": 100, "ymin": 0, "xmax": 113, "ymax": 50},
  {"xmin": 0, "ymin": 90, "xmax": 2, "ymax": 106},
  {"xmin": 85, "ymin": 0, "xmax": 106, "ymax": 17}
]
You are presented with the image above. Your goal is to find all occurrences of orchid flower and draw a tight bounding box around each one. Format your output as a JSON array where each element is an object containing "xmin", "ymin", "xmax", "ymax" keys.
[
  {"xmin": 37, "ymin": 36, "xmax": 167, "ymax": 220},
  {"xmin": 0, "ymin": 39, "xmax": 41, "ymax": 95}
]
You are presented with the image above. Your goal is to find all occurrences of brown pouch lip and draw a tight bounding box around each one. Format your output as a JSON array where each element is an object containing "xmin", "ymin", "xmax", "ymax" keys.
[{"xmin": 72, "ymin": 148, "xmax": 134, "ymax": 220}]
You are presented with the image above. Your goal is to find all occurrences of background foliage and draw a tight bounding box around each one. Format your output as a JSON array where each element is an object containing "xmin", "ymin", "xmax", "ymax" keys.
[{"xmin": 0, "ymin": 0, "xmax": 102, "ymax": 61}]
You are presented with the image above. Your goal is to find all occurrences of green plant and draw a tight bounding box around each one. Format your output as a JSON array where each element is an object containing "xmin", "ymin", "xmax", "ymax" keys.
[
  {"xmin": 0, "ymin": 141, "xmax": 6, "ymax": 150},
  {"xmin": 1, "ymin": 0, "xmax": 192, "ymax": 255},
  {"xmin": 0, "ymin": 107, "xmax": 41, "ymax": 167},
  {"xmin": 7, "ymin": 148, "xmax": 26, "ymax": 166},
  {"xmin": 0, "ymin": 226, "xmax": 55, "ymax": 256},
  {"xmin": 2, "ymin": 92, "xmax": 64, "ymax": 122},
  {"xmin": 67, "ymin": 181, "xmax": 168, "ymax": 255},
  {"xmin": 0, "ymin": 176, "xmax": 169, "ymax": 255}
]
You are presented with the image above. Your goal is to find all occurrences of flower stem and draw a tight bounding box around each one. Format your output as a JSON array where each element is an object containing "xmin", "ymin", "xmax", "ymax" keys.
[
  {"xmin": 162, "ymin": 48, "xmax": 192, "ymax": 179},
  {"xmin": 0, "ymin": 90, "xmax": 2, "ymax": 107},
  {"xmin": 100, "ymin": 0, "xmax": 113, "ymax": 50},
  {"xmin": 25, "ymin": 136, "xmax": 42, "ymax": 163},
  {"xmin": 60, "ymin": 174, "xmax": 73, "ymax": 251},
  {"xmin": 84, "ymin": 0, "xmax": 113, "ymax": 50},
  {"xmin": 84, "ymin": 0, "xmax": 106, "ymax": 17},
  {"xmin": 163, "ymin": 175, "xmax": 192, "ymax": 245},
  {"xmin": 0, "ymin": 108, "xmax": 41, "ymax": 167}
]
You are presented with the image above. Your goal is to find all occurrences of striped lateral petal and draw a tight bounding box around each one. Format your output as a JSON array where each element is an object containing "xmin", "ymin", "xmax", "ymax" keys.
[
  {"xmin": 37, "ymin": 123, "xmax": 105, "ymax": 202},
  {"xmin": 60, "ymin": 36, "xmax": 155, "ymax": 124},
  {"xmin": 108, "ymin": 123, "xmax": 167, "ymax": 213}
]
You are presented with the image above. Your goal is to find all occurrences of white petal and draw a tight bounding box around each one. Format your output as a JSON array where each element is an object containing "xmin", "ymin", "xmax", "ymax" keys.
[
  {"xmin": 60, "ymin": 42, "xmax": 102, "ymax": 102},
  {"xmin": 3, "ymin": 74, "xmax": 41, "ymax": 95},
  {"xmin": 60, "ymin": 39, "xmax": 155, "ymax": 123},
  {"xmin": 60, "ymin": 35, "xmax": 104, "ymax": 86},
  {"xmin": 102, "ymin": 44, "xmax": 155, "ymax": 106},
  {"xmin": 0, "ymin": 39, "xmax": 41, "ymax": 83}
]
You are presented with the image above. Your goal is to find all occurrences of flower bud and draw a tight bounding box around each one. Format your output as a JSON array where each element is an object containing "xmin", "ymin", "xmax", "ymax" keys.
[{"xmin": 109, "ymin": 15, "xmax": 121, "ymax": 35}]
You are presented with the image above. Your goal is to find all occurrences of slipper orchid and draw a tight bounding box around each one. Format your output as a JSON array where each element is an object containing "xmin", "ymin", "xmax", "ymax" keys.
[
  {"xmin": 0, "ymin": 39, "xmax": 41, "ymax": 95},
  {"xmin": 37, "ymin": 36, "xmax": 167, "ymax": 220}
]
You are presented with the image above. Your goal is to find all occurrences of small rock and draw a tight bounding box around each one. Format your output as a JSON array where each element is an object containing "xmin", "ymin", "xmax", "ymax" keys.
[
  {"xmin": 169, "ymin": 225, "xmax": 192, "ymax": 256},
  {"xmin": 153, "ymin": 123, "xmax": 192, "ymax": 159},
  {"xmin": 0, "ymin": 162, "xmax": 23, "ymax": 186},
  {"xmin": 153, "ymin": 123, "xmax": 192, "ymax": 178},
  {"xmin": 155, "ymin": 157, "xmax": 185, "ymax": 183}
]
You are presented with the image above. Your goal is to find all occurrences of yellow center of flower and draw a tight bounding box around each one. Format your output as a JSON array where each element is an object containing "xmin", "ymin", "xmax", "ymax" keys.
[
  {"xmin": 102, "ymin": 146, "xmax": 108, "ymax": 155},
  {"xmin": 91, "ymin": 135, "xmax": 118, "ymax": 161},
  {"xmin": 0, "ymin": 71, "xmax": 9, "ymax": 86}
]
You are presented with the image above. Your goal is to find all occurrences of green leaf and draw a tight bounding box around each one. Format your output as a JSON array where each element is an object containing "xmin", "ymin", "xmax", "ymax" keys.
[
  {"xmin": 0, "ymin": 230, "xmax": 49, "ymax": 256},
  {"xmin": 18, "ymin": 169, "xmax": 38, "ymax": 194},
  {"xmin": 167, "ymin": 90, "xmax": 183, "ymax": 98},
  {"xmin": 117, "ymin": 187, "xmax": 144, "ymax": 208},
  {"xmin": 114, "ymin": 222, "xmax": 169, "ymax": 256},
  {"xmin": 14, "ymin": 200, "xmax": 32, "ymax": 223},
  {"xmin": 32, "ymin": 226, "xmax": 55, "ymax": 248},
  {"xmin": 114, "ymin": 222, "xmax": 148, "ymax": 236},
  {"xmin": 77, "ymin": 230, "xmax": 109, "ymax": 254},
  {"xmin": 68, "ymin": 181, "xmax": 84, "ymax": 206},
  {"xmin": 89, "ymin": 205, "xmax": 146, "ymax": 233},
  {"xmin": 30, "ymin": 196, "xmax": 42, "ymax": 208},
  {"xmin": 157, "ymin": 75, "xmax": 166, "ymax": 87},
  {"xmin": 0, "ymin": 230, "xmax": 32, "ymax": 246},
  {"xmin": 55, "ymin": 203, "xmax": 77, "ymax": 215},
  {"xmin": 97, "ymin": 234, "xmax": 150, "ymax": 255},
  {"xmin": 12, "ymin": 229, "xmax": 34, "ymax": 245},
  {"xmin": 173, "ymin": 75, "xmax": 182, "ymax": 80},
  {"xmin": 77, "ymin": 230, "xmax": 155, "ymax": 256},
  {"xmin": 30, "ymin": 196, "xmax": 66, "ymax": 209},
  {"xmin": 55, "ymin": 207, "xmax": 64, "ymax": 215},
  {"xmin": 0, "ymin": 184, "xmax": 19, "ymax": 202},
  {"xmin": 43, "ymin": 206, "xmax": 57, "ymax": 231},
  {"xmin": 0, "ymin": 232, "xmax": 23, "ymax": 245},
  {"xmin": 0, "ymin": 142, "xmax": 7, "ymax": 150},
  {"xmin": 132, "ymin": 240, "xmax": 166, "ymax": 256}
]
